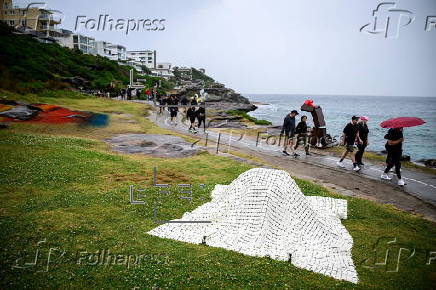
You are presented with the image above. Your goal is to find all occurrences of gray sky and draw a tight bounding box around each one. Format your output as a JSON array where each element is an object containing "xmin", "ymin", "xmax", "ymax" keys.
[{"xmin": 20, "ymin": 0, "xmax": 436, "ymax": 96}]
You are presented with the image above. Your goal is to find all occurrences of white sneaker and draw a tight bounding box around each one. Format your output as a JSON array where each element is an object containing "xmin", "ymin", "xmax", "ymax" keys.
[
  {"xmin": 381, "ymin": 173, "xmax": 392, "ymax": 180},
  {"xmin": 353, "ymin": 166, "xmax": 361, "ymax": 171},
  {"xmin": 337, "ymin": 161, "xmax": 345, "ymax": 168},
  {"xmin": 398, "ymin": 179, "xmax": 405, "ymax": 186}
]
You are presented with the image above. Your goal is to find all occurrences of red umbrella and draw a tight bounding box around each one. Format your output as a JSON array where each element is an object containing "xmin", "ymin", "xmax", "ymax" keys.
[{"xmin": 380, "ymin": 117, "xmax": 425, "ymax": 128}]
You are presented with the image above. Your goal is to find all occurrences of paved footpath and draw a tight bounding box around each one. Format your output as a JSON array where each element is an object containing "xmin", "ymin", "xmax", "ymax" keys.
[{"xmin": 125, "ymin": 99, "xmax": 436, "ymax": 220}]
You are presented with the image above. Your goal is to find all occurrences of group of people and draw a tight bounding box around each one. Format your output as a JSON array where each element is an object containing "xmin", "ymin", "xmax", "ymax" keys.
[
  {"xmin": 156, "ymin": 94, "xmax": 205, "ymax": 131},
  {"xmin": 186, "ymin": 105, "xmax": 206, "ymax": 134},
  {"xmin": 281, "ymin": 110, "xmax": 406, "ymax": 186},
  {"xmin": 281, "ymin": 110, "xmax": 311, "ymax": 157},
  {"xmin": 337, "ymin": 115, "xmax": 405, "ymax": 186},
  {"xmin": 336, "ymin": 116, "xmax": 369, "ymax": 171}
]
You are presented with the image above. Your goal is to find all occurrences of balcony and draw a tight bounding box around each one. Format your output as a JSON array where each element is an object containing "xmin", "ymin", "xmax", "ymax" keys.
[{"xmin": 39, "ymin": 13, "xmax": 61, "ymax": 24}]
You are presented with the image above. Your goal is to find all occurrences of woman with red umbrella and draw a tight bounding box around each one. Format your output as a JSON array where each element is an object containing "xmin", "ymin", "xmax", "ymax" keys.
[{"xmin": 380, "ymin": 117, "xmax": 425, "ymax": 186}]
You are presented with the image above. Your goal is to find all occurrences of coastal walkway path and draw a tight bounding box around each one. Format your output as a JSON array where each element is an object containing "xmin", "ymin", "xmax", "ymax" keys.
[{"xmin": 140, "ymin": 101, "xmax": 436, "ymax": 222}]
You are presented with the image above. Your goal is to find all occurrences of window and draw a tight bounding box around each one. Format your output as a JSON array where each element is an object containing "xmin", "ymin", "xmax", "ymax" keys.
[
  {"xmin": 9, "ymin": 20, "xmax": 15, "ymax": 25},
  {"xmin": 21, "ymin": 20, "xmax": 25, "ymax": 26}
]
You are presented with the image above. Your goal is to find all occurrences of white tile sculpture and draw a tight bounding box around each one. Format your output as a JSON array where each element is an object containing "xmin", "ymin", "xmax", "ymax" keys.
[{"xmin": 148, "ymin": 168, "xmax": 358, "ymax": 283}]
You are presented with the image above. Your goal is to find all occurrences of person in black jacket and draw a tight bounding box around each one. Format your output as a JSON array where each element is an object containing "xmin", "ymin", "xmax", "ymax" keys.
[
  {"xmin": 169, "ymin": 96, "xmax": 179, "ymax": 125},
  {"xmin": 186, "ymin": 106, "xmax": 197, "ymax": 133},
  {"xmin": 280, "ymin": 110, "xmax": 299, "ymax": 157},
  {"xmin": 381, "ymin": 127, "xmax": 405, "ymax": 186},
  {"xmin": 294, "ymin": 115, "xmax": 310, "ymax": 155},
  {"xmin": 337, "ymin": 116, "xmax": 361, "ymax": 171},
  {"xmin": 196, "ymin": 105, "xmax": 206, "ymax": 129},
  {"xmin": 355, "ymin": 116, "xmax": 369, "ymax": 166}
]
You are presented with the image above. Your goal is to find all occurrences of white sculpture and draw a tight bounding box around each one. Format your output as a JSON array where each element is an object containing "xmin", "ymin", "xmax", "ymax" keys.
[{"xmin": 148, "ymin": 168, "xmax": 358, "ymax": 283}]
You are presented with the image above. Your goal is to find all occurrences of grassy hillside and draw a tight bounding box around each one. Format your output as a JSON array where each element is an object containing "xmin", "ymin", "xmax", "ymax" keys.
[
  {"xmin": 0, "ymin": 22, "xmax": 131, "ymax": 93},
  {"xmin": 0, "ymin": 91, "xmax": 434, "ymax": 289},
  {"xmin": 192, "ymin": 67, "xmax": 214, "ymax": 84}
]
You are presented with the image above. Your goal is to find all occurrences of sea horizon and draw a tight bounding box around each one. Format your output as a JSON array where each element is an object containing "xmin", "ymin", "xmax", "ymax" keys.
[{"xmin": 243, "ymin": 93, "xmax": 436, "ymax": 99}]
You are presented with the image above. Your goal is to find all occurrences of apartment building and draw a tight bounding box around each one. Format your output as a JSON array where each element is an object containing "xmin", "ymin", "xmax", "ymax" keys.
[
  {"xmin": 96, "ymin": 41, "xmax": 127, "ymax": 61},
  {"xmin": 0, "ymin": 0, "xmax": 62, "ymax": 37},
  {"xmin": 151, "ymin": 62, "xmax": 173, "ymax": 79},
  {"xmin": 55, "ymin": 29, "xmax": 96, "ymax": 55},
  {"xmin": 126, "ymin": 50, "xmax": 156, "ymax": 69}
]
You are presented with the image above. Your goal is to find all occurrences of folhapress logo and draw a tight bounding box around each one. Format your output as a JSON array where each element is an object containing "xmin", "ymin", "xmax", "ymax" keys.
[{"xmin": 360, "ymin": 2, "xmax": 414, "ymax": 38}]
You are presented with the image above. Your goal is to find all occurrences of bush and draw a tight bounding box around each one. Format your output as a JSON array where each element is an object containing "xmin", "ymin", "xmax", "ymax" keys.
[
  {"xmin": 0, "ymin": 22, "xmax": 130, "ymax": 91},
  {"xmin": 227, "ymin": 110, "xmax": 272, "ymax": 125}
]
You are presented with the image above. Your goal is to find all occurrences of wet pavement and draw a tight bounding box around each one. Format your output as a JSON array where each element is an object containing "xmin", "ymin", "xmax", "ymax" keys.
[{"xmin": 149, "ymin": 106, "xmax": 436, "ymax": 207}]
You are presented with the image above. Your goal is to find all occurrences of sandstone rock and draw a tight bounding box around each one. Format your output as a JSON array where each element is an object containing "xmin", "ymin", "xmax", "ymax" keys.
[
  {"xmin": 423, "ymin": 159, "xmax": 436, "ymax": 168},
  {"xmin": 206, "ymin": 102, "xmax": 257, "ymax": 112},
  {"xmin": 106, "ymin": 134, "xmax": 204, "ymax": 157}
]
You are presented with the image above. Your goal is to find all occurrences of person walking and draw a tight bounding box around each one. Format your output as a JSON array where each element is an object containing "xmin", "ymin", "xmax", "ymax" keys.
[
  {"xmin": 294, "ymin": 115, "xmax": 311, "ymax": 155},
  {"xmin": 381, "ymin": 127, "xmax": 405, "ymax": 186},
  {"xmin": 169, "ymin": 96, "xmax": 179, "ymax": 125},
  {"xmin": 191, "ymin": 95, "xmax": 198, "ymax": 106},
  {"xmin": 187, "ymin": 106, "xmax": 197, "ymax": 133},
  {"xmin": 196, "ymin": 104, "xmax": 206, "ymax": 130},
  {"xmin": 356, "ymin": 116, "xmax": 369, "ymax": 166},
  {"xmin": 280, "ymin": 110, "xmax": 299, "ymax": 157},
  {"xmin": 180, "ymin": 95, "xmax": 188, "ymax": 113},
  {"xmin": 337, "ymin": 116, "xmax": 361, "ymax": 171}
]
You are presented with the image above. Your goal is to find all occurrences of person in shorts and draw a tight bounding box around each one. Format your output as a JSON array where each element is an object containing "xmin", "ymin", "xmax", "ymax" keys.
[
  {"xmin": 169, "ymin": 96, "xmax": 179, "ymax": 125},
  {"xmin": 187, "ymin": 106, "xmax": 197, "ymax": 133},
  {"xmin": 337, "ymin": 116, "xmax": 361, "ymax": 171}
]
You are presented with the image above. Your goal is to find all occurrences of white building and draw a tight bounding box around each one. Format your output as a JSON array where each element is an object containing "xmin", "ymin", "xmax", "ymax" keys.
[
  {"xmin": 151, "ymin": 62, "xmax": 173, "ymax": 79},
  {"xmin": 55, "ymin": 29, "xmax": 96, "ymax": 55},
  {"xmin": 96, "ymin": 41, "xmax": 127, "ymax": 61},
  {"xmin": 126, "ymin": 50, "xmax": 156, "ymax": 69},
  {"xmin": 125, "ymin": 60, "xmax": 144, "ymax": 73}
]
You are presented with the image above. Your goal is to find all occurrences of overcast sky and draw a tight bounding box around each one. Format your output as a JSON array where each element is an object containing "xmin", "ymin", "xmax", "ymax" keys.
[{"xmin": 17, "ymin": 0, "xmax": 436, "ymax": 96}]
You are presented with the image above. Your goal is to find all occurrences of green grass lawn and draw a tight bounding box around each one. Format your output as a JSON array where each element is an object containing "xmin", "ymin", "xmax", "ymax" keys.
[{"xmin": 0, "ymin": 92, "xmax": 435, "ymax": 289}]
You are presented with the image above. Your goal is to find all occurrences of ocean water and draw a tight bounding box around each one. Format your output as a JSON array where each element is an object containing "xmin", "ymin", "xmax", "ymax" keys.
[{"xmin": 245, "ymin": 94, "xmax": 436, "ymax": 161}]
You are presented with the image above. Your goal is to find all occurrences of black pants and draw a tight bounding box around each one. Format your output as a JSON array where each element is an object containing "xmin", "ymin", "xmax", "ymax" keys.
[
  {"xmin": 355, "ymin": 144, "xmax": 367, "ymax": 164},
  {"xmin": 384, "ymin": 149, "xmax": 402, "ymax": 179},
  {"xmin": 197, "ymin": 117, "xmax": 205, "ymax": 128},
  {"xmin": 294, "ymin": 133, "xmax": 309, "ymax": 154}
]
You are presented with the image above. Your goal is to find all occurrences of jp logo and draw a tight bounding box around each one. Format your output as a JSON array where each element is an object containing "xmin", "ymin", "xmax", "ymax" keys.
[
  {"xmin": 360, "ymin": 2, "xmax": 415, "ymax": 38},
  {"xmin": 360, "ymin": 237, "xmax": 415, "ymax": 272},
  {"xmin": 22, "ymin": 2, "xmax": 65, "ymax": 31}
]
